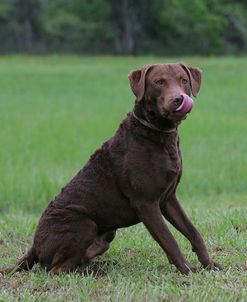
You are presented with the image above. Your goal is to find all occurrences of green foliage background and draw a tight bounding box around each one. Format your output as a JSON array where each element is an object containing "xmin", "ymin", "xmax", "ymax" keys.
[
  {"xmin": 0, "ymin": 55, "xmax": 247, "ymax": 212},
  {"xmin": 0, "ymin": 0, "xmax": 247, "ymax": 55}
]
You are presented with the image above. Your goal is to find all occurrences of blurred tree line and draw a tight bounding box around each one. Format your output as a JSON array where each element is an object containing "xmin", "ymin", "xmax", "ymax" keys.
[{"xmin": 0, "ymin": 0, "xmax": 247, "ymax": 55}]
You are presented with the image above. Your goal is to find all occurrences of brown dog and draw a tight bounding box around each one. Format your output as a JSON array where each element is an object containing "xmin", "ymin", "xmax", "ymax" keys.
[{"xmin": 1, "ymin": 63, "xmax": 222, "ymax": 275}]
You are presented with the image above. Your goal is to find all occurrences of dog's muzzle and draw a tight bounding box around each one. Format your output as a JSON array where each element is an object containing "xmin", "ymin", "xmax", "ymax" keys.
[{"xmin": 172, "ymin": 93, "xmax": 194, "ymax": 119}]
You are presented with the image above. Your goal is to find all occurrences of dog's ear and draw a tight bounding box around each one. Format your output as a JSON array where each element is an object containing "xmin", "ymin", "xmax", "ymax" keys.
[
  {"xmin": 180, "ymin": 63, "xmax": 202, "ymax": 97},
  {"xmin": 128, "ymin": 64, "xmax": 153, "ymax": 101}
]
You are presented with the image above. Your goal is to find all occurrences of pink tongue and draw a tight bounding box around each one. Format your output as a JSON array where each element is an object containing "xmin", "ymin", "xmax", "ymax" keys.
[{"xmin": 175, "ymin": 93, "xmax": 194, "ymax": 117}]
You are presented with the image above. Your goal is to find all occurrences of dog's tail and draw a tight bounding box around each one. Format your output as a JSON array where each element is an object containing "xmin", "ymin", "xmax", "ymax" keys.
[{"xmin": 0, "ymin": 247, "xmax": 38, "ymax": 275}]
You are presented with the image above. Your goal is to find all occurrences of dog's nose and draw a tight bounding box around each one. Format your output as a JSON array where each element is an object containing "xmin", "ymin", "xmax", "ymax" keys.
[{"xmin": 173, "ymin": 94, "xmax": 184, "ymax": 107}]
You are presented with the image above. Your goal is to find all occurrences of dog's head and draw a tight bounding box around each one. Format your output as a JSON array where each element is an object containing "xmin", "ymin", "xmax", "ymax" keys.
[{"xmin": 128, "ymin": 63, "xmax": 201, "ymax": 124}]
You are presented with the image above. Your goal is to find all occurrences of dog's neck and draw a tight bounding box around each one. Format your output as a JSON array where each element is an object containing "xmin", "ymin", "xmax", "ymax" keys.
[
  {"xmin": 132, "ymin": 111, "xmax": 177, "ymax": 134},
  {"xmin": 133, "ymin": 101, "xmax": 178, "ymax": 134}
]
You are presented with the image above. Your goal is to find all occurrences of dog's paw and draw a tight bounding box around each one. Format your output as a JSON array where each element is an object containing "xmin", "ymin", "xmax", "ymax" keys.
[
  {"xmin": 203, "ymin": 259, "xmax": 223, "ymax": 271},
  {"xmin": 179, "ymin": 261, "xmax": 197, "ymax": 275}
]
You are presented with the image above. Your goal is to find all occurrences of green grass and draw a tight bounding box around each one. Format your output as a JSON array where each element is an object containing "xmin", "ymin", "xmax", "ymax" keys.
[{"xmin": 0, "ymin": 55, "xmax": 246, "ymax": 301}]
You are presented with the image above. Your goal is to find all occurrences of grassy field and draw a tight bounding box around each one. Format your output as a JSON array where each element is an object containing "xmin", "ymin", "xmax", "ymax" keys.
[{"xmin": 0, "ymin": 56, "xmax": 246, "ymax": 301}]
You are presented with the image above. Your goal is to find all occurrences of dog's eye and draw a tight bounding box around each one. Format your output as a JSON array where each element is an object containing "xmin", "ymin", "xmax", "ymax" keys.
[
  {"xmin": 182, "ymin": 78, "xmax": 188, "ymax": 84},
  {"xmin": 155, "ymin": 79, "xmax": 165, "ymax": 86}
]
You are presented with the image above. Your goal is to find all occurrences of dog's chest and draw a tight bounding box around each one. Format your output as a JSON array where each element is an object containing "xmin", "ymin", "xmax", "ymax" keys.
[
  {"xmin": 162, "ymin": 134, "xmax": 181, "ymax": 174},
  {"xmin": 157, "ymin": 134, "xmax": 182, "ymax": 194}
]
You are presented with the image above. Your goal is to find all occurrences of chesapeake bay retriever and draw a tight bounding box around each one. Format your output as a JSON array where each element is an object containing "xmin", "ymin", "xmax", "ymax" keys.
[{"xmin": 1, "ymin": 63, "xmax": 222, "ymax": 275}]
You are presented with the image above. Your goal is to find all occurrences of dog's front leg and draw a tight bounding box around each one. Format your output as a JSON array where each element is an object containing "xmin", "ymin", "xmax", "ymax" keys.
[
  {"xmin": 132, "ymin": 200, "xmax": 196, "ymax": 274},
  {"xmin": 160, "ymin": 195, "xmax": 223, "ymax": 270}
]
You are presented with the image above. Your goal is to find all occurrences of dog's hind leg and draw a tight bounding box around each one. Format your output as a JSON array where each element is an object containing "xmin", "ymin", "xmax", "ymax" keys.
[
  {"xmin": 83, "ymin": 231, "xmax": 116, "ymax": 262},
  {"xmin": 50, "ymin": 255, "xmax": 82, "ymax": 274},
  {"xmin": 46, "ymin": 217, "xmax": 98, "ymax": 274},
  {"xmin": 50, "ymin": 231, "xmax": 116, "ymax": 274}
]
